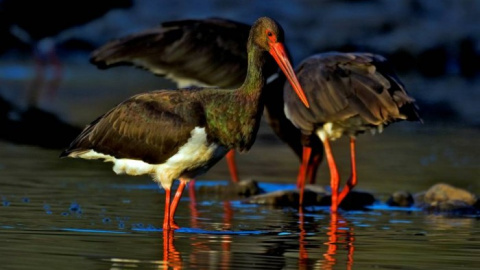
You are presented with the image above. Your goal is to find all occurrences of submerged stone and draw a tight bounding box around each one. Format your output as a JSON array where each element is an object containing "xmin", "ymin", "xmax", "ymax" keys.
[
  {"xmin": 242, "ymin": 189, "xmax": 321, "ymax": 207},
  {"xmin": 339, "ymin": 191, "xmax": 376, "ymax": 210},
  {"xmin": 386, "ymin": 191, "xmax": 415, "ymax": 207},
  {"xmin": 197, "ymin": 179, "xmax": 264, "ymax": 198},
  {"xmin": 388, "ymin": 183, "xmax": 480, "ymax": 215},
  {"xmin": 423, "ymin": 183, "xmax": 477, "ymax": 205},
  {"xmin": 243, "ymin": 185, "xmax": 375, "ymax": 209},
  {"xmin": 414, "ymin": 183, "xmax": 479, "ymax": 214}
]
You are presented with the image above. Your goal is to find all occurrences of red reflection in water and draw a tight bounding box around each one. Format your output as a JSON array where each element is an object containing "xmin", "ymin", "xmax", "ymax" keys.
[
  {"xmin": 221, "ymin": 201, "xmax": 233, "ymax": 270},
  {"xmin": 188, "ymin": 180, "xmax": 199, "ymax": 228},
  {"xmin": 162, "ymin": 230, "xmax": 182, "ymax": 269},
  {"xmin": 187, "ymin": 186, "xmax": 233, "ymax": 270},
  {"xmin": 298, "ymin": 210, "xmax": 355, "ymax": 270},
  {"xmin": 188, "ymin": 180, "xmax": 234, "ymax": 230},
  {"xmin": 298, "ymin": 208, "xmax": 309, "ymax": 269},
  {"xmin": 322, "ymin": 212, "xmax": 355, "ymax": 270}
]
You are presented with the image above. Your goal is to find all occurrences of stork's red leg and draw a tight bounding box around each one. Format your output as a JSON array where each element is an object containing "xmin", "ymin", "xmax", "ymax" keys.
[
  {"xmin": 163, "ymin": 188, "xmax": 172, "ymax": 230},
  {"xmin": 188, "ymin": 180, "xmax": 199, "ymax": 228},
  {"xmin": 226, "ymin": 150, "xmax": 240, "ymax": 183},
  {"xmin": 188, "ymin": 179, "xmax": 196, "ymax": 202},
  {"xmin": 306, "ymin": 153, "xmax": 321, "ymax": 185},
  {"xmin": 321, "ymin": 138, "xmax": 340, "ymax": 212},
  {"xmin": 296, "ymin": 161, "xmax": 307, "ymax": 189},
  {"xmin": 296, "ymin": 146, "xmax": 311, "ymax": 188},
  {"xmin": 169, "ymin": 180, "xmax": 187, "ymax": 229},
  {"xmin": 297, "ymin": 146, "xmax": 312, "ymax": 206},
  {"xmin": 338, "ymin": 137, "xmax": 357, "ymax": 204}
]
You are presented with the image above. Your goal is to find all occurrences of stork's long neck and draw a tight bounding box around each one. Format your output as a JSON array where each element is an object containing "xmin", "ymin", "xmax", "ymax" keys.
[
  {"xmin": 238, "ymin": 41, "xmax": 266, "ymax": 100},
  {"xmin": 202, "ymin": 42, "xmax": 268, "ymax": 151}
]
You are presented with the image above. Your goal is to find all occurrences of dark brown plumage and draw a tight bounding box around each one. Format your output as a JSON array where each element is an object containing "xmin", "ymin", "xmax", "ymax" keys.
[
  {"xmin": 89, "ymin": 18, "xmax": 422, "ymax": 212},
  {"xmin": 90, "ymin": 17, "xmax": 279, "ymax": 89},
  {"xmin": 62, "ymin": 91, "xmax": 206, "ymax": 165},
  {"xmin": 89, "ymin": 17, "xmax": 320, "ymax": 186},
  {"xmin": 284, "ymin": 52, "xmax": 422, "ymax": 211},
  {"xmin": 61, "ymin": 17, "xmax": 309, "ymax": 229}
]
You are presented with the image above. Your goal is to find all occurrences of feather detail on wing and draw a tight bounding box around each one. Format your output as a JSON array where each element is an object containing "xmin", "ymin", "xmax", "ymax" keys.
[
  {"xmin": 284, "ymin": 52, "xmax": 421, "ymax": 134},
  {"xmin": 89, "ymin": 18, "xmax": 258, "ymax": 88},
  {"xmin": 61, "ymin": 90, "xmax": 205, "ymax": 164}
]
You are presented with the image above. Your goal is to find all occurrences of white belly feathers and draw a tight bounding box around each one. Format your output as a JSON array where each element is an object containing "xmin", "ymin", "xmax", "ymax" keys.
[{"xmin": 77, "ymin": 127, "xmax": 227, "ymax": 189}]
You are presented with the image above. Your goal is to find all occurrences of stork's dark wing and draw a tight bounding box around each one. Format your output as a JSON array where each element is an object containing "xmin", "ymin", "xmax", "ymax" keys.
[
  {"xmin": 90, "ymin": 17, "xmax": 278, "ymax": 88},
  {"xmin": 60, "ymin": 90, "xmax": 205, "ymax": 164},
  {"xmin": 284, "ymin": 52, "xmax": 421, "ymax": 133}
]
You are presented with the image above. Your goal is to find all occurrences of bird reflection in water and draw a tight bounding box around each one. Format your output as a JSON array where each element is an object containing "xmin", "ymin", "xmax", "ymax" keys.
[
  {"xmin": 322, "ymin": 212, "xmax": 355, "ymax": 270},
  {"xmin": 298, "ymin": 209, "xmax": 355, "ymax": 270},
  {"xmin": 298, "ymin": 208, "xmax": 309, "ymax": 269},
  {"xmin": 162, "ymin": 230, "xmax": 182, "ymax": 270},
  {"xmin": 187, "ymin": 195, "xmax": 234, "ymax": 269}
]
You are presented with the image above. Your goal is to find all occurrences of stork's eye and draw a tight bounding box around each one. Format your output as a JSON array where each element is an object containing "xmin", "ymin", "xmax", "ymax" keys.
[{"xmin": 266, "ymin": 30, "xmax": 276, "ymax": 42}]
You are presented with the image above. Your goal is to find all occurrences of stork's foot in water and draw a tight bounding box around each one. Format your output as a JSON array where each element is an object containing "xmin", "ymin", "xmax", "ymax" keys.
[
  {"xmin": 169, "ymin": 221, "xmax": 180, "ymax": 230},
  {"xmin": 197, "ymin": 179, "xmax": 264, "ymax": 198},
  {"xmin": 162, "ymin": 221, "xmax": 180, "ymax": 230}
]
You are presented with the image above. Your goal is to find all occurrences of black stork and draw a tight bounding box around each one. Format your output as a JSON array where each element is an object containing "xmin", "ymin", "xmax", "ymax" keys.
[
  {"xmin": 88, "ymin": 18, "xmax": 421, "ymax": 212},
  {"xmin": 60, "ymin": 17, "xmax": 310, "ymax": 230},
  {"xmin": 284, "ymin": 52, "xmax": 422, "ymax": 212},
  {"xmin": 89, "ymin": 17, "xmax": 322, "ymax": 187}
]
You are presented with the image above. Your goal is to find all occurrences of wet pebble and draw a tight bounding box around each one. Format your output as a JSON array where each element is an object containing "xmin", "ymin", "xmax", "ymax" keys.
[
  {"xmin": 197, "ymin": 179, "xmax": 264, "ymax": 197},
  {"xmin": 388, "ymin": 183, "xmax": 479, "ymax": 215},
  {"xmin": 386, "ymin": 191, "xmax": 414, "ymax": 207},
  {"xmin": 242, "ymin": 189, "xmax": 319, "ymax": 207},
  {"xmin": 243, "ymin": 185, "xmax": 375, "ymax": 210}
]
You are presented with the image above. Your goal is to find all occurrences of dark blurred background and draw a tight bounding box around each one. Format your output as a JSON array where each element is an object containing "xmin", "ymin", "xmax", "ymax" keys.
[{"xmin": 0, "ymin": 0, "xmax": 479, "ymax": 149}]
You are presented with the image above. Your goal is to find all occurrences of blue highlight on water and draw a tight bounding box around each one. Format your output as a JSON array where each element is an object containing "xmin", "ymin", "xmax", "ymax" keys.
[
  {"xmin": 108, "ymin": 180, "xmax": 297, "ymax": 194},
  {"xmin": 57, "ymin": 226, "xmax": 266, "ymax": 235},
  {"xmin": 69, "ymin": 201, "xmax": 82, "ymax": 213},
  {"xmin": 132, "ymin": 226, "xmax": 267, "ymax": 235},
  {"xmin": 0, "ymin": 65, "xmax": 33, "ymax": 80},
  {"xmin": 366, "ymin": 202, "xmax": 421, "ymax": 212},
  {"xmin": 43, "ymin": 204, "xmax": 52, "ymax": 215},
  {"xmin": 102, "ymin": 217, "xmax": 111, "ymax": 224},
  {"xmin": 389, "ymin": 220, "xmax": 413, "ymax": 224},
  {"xmin": 0, "ymin": 180, "xmax": 439, "ymax": 236},
  {"xmin": 258, "ymin": 182, "xmax": 297, "ymax": 193},
  {"xmin": 62, "ymin": 228, "xmax": 128, "ymax": 234}
]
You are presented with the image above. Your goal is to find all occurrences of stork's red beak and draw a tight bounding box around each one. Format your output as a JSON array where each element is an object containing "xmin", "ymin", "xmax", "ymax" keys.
[{"xmin": 269, "ymin": 43, "xmax": 310, "ymax": 108}]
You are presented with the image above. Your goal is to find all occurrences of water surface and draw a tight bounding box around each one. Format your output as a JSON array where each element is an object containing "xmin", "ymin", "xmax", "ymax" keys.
[{"xmin": 0, "ymin": 63, "xmax": 479, "ymax": 269}]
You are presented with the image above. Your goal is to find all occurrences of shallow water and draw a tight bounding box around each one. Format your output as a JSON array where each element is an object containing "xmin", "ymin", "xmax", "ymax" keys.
[
  {"xmin": 1, "ymin": 123, "xmax": 479, "ymax": 269},
  {"xmin": 1, "ymin": 62, "xmax": 480, "ymax": 269}
]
